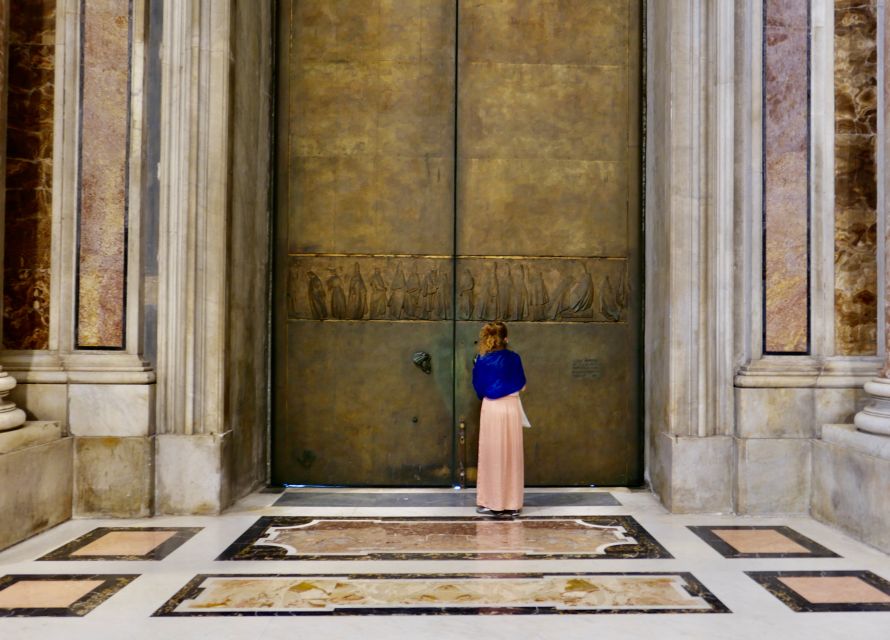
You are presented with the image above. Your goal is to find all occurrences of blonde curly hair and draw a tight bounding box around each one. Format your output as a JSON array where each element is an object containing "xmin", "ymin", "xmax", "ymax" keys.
[{"xmin": 478, "ymin": 321, "xmax": 508, "ymax": 355}]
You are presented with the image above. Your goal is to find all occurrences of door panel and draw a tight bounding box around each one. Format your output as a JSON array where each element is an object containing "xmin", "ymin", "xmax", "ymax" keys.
[
  {"xmin": 277, "ymin": 319, "xmax": 454, "ymax": 486},
  {"xmin": 274, "ymin": 0, "xmax": 456, "ymax": 485},
  {"xmin": 454, "ymin": 0, "xmax": 642, "ymax": 485},
  {"xmin": 275, "ymin": 0, "xmax": 642, "ymax": 487}
]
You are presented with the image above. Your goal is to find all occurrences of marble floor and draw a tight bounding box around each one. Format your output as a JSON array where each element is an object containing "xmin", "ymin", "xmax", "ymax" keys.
[{"xmin": 0, "ymin": 489, "xmax": 889, "ymax": 638}]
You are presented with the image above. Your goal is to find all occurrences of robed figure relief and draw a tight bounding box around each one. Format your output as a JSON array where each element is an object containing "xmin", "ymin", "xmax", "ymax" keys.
[
  {"xmin": 388, "ymin": 264, "xmax": 406, "ymax": 319},
  {"xmin": 530, "ymin": 270, "xmax": 549, "ymax": 321},
  {"xmin": 307, "ymin": 270, "xmax": 328, "ymax": 320},
  {"xmin": 369, "ymin": 267, "xmax": 388, "ymax": 319},
  {"xmin": 327, "ymin": 268, "xmax": 347, "ymax": 319},
  {"xmin": 479, "ymin": 263, "xmax": 499, "ymax": 320},
  {"xmin": 405, "ymin": 267, "xmax": 422, "ymax": 319},
  {"xmin": 347, "ymin": 262, "xmax": 367, "ymax": 320},
  {"xmin": 458, "ymin": 268, "xmax": 475, "ymax": 319}
]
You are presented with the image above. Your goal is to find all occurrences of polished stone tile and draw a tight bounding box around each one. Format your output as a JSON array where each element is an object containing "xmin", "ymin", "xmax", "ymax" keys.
[
  {"xmin": 218, "ymin": 516, "xmax": 671, "ymax": 561},
  {"xmin": 688, "ymin": 525, "xmax": 840, "ymax": 558},
  {"xmin": 273, "ymin": 490, "xmax": 620, "ymax": 507},
  {"xmin": 0, "ymin": 574, "xmax": 137, "ymax": 617},
  {"xmin": 39, "ymin": 528, "xmax": 201, "ymax": 561},
  {"xmin": 155, "ymin": 572, "xmax": 729, "ymax": 616},
  {"xmin": 748, "ymin": 571, "xmax": 890, "ymax": 612}
]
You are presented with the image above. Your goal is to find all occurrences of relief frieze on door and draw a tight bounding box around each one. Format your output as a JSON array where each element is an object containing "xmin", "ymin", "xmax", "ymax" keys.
[
  {"xmin": 287, "ymin": 256, "xmax": 628, "ymax": 323},
  {"xmin": 287, "ymin": 256, "xmax": 454, "ymax": 321}
]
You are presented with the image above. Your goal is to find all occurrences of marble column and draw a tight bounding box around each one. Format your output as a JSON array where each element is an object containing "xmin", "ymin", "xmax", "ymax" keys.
[
  {"xmin": 854, "ymin": 0, "xmax": 890, "ymax": 436},
  {"xmin": 0, "ymin": 0, "xmax": 26, "ymax": 434}
]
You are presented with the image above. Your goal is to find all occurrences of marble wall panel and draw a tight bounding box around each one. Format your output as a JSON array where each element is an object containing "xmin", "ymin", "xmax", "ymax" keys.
[
  {"xmin": 763, "ymin": 0, "xmax": 810, "ymax": 353},
  {"xmin": 76, "ymin": 0, "xmax": 131, "ymax": 348},
  {"xmin": 2, "ymin": 0, "xmax": 54, "ymax": 349},
  {"xmin": 834, "ymin": 1, "xmax": 878, "ymax": 355}
]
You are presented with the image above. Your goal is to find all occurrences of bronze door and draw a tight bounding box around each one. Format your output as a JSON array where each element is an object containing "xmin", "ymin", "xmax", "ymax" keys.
[{"xmin": 274, "ymin": 0, "xmax": 642, "ymax": 486}]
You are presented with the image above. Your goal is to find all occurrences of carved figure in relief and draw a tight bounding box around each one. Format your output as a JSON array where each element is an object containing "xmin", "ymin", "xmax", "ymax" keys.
[
  {"xmin": 369, "ymin": 267, "xmax": 387, "ymax": 319},
  {"xmin": 405, "ymin": 266, "xmax": 422, "ymax": 319},
  {"xmin": 287, "ymin": 264, "xmax": 301, "ymax": 317},
  {"xmin": 388, "ymin": 264, "xmax": 406, "ymax": 319},
  {"xmin": 599, "ymin": 276, "xmax": 623, "ymax": 322},
  {"xmin": 479, "ymin": 263, "xmax": 499, "ymax": 320},
  {"xmin": 307, "ymin": 270, "xmax": 328, "ymax": 320},
  {"xmin": 437, "ymin": 268, "xmax": 450, "ymax": 319},
  {"xmin": 327, "ymin": 268, "xmax": 347, "ymax": 319},
  {"xmin": 422, "ymin": 267, "xmax": 439, "ymax": 320},
  {"xmin": 565, "ymin": 263, "xmax": 594, "ymax": 317},
  {"xmin": 498, "ymin": 263, "xmax": 513, "ymax": 321},
  {"xmin": 347, "ymin": 262, "xmax": 367, "ymax": 320},
  {"xmin": 512, "ymin": 264, "xmax": 529, "ymax": 321},
  {"xmin": 458, "ymin": 268, "xmax": 475, "ymax": 320},
  {"xmin": 530, "ymin": 269, "xmax": 549, "ymax": 321}
]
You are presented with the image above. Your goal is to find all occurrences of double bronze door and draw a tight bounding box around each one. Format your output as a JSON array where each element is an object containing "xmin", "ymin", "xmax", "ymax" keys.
[{"xmin": 273, "ymin": 0, "xmax": 642, "ymax": 486}]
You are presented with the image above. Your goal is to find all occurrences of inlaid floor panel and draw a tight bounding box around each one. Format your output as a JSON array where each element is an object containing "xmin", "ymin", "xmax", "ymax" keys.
[
  {"xmin": 747, "ymin": 571, "xmax": 890, "ymax": 612},
  {"xmin": 688, "ymin": 525, "xmax": 840, "ymax": 559},
  {"xmin": 154, "ymin": 572, "xmax": 729, "ymax": 616},
  {"xmin": 39, "ymin": 527, "xmax": 202, "ymax": 561},
  {"xmin": 217, "ymin": 515, "xmax": 673, "ymax": 561},
  {"xmin": 0, "ymin": 574, "xmax": 137, "ymax": 617}
]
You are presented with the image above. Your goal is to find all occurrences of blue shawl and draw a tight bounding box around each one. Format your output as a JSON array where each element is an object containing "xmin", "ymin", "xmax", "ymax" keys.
[{"xmin": 472, "ymin": 349, "xmax": 526, "ymax": 400}]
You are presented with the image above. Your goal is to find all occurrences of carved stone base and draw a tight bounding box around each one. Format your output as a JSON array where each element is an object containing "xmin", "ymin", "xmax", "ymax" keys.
[
  {"xmin": 0, "ymin": 370, "xmax": 26, "ymax": 433},
  {"xmin": 854, "ymin": 377, "xmax": 890, "ymax": 437}
]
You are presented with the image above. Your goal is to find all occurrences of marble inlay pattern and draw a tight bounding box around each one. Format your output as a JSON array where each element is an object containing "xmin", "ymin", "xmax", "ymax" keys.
[
  {"xmin": 76, "ymin": 0, "xmax": 131, "ymax": 348},
  {"xmin": 763, "ymin": 0, "xmax": 810, "ymax": 353},
  {"xmin": 38, "ymin": 527, "xmax": 201, "ymax": 561},
  {"xmin": 835, "ymin": 0, "xmax": 878, "ymax": 355},
  {"xmin": 154, "ymin": 572, "xmax": 729, "ymax": 616},
  {"xmin": 747, "ymin": 571, "xmax": 890, "ymax": 612},
  {"xmin": 3, "ymin": 0, "xmax": 54, "ymax": 350},
  {"xmin": 0, "ymin": 574, "xmax": 137, "ymax": 617},
  {"xmin": 218, "ymin": 516, "xmax": 672, "ymax": 561},
  {"xmin": 688, "ymin": 526, "xmax": 839, "ymax": 558}
]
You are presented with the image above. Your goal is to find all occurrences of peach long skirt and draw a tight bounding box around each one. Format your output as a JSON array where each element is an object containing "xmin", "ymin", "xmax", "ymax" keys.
[{"xmin": 476, "ymin": 393, "xmax": 524, "ymax": 511}]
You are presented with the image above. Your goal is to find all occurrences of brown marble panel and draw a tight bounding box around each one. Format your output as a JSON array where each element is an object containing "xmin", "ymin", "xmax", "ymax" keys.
[
  {"xmin": 763, "ymin": 1, "xmax": 810, "ymax": 353},
  {"xmin": 3, "ymin": 0, "xmax": 54, "ymax": 350},
  {"xmin": 76, "ymin": 0, "xmax": 130, "ymax": 348},
  {"xmin": 834, "ymin": 1, "xmax": 877, "ymax": 355}
]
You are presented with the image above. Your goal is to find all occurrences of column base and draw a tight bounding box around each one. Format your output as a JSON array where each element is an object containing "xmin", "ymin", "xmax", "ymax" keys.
[
  {"xmin": 156, "ymin": 432, "xmax": 233, "ymax": 515},
  {"xmin": 854, "ymin": 377, "xmax": 890, "ymax": 437}
]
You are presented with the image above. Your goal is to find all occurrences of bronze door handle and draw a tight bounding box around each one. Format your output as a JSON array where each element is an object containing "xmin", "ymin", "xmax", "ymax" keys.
[{"xmin": 412, "ymin": 351, "xmax": 432, "ymax": 374}]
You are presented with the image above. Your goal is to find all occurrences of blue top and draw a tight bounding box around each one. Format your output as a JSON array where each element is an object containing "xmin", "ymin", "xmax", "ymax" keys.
[{"xmin": 472, "ymin": 349, "xmax": 527, "ymax": 400}]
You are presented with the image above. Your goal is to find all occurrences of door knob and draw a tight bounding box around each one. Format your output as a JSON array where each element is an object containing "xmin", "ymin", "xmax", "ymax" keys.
[{"xmin": 412, "ymin": 351, "xmax": 432, "ymax": 374}]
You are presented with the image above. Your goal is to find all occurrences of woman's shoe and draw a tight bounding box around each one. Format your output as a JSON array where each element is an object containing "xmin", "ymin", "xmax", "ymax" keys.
[{"xmin": 475, "ymin": 506, "xmax": 493, "ymax": 515}]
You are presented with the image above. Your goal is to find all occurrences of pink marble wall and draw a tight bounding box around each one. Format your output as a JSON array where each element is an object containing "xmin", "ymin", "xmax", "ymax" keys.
[
  {"xmin": 834, "ymin": 0, "xmax": 878, "ymax": 355},
  {"xmin": 76, "ymin": 0, "xmax": 131, "ymax": 348},
  {"xmin": 2, "ymin": 0, "xmax": 54, "ymax": 350},
  {"xmin": 763, "ymin": 0, "xmax": 810, "ymax": 353}
]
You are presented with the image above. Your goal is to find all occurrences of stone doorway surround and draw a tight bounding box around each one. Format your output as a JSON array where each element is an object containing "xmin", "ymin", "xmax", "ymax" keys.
[{"xmin": 0, "ymin": 0, "xmax": 887, "ymax": 558}]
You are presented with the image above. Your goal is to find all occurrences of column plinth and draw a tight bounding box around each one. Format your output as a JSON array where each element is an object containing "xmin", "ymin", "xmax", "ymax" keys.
[{"xmin": 0, "ymin": 369, "xmax": 26, "ymax": 432}]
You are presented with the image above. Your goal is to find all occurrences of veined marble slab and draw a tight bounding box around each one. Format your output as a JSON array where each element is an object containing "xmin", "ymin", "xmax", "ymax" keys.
[
  {"xmin": 155, "ymin": 573, "xmax": 728, "ymax": 616},
  {"xmin": 217, "ymin": 516, "xmax": 672, "ymax": 561}
]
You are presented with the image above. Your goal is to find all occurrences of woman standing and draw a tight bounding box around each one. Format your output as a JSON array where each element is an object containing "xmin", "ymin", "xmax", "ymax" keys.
[{"xmin": 472, "ymin": 321, "xmax": 527, "ymax": 518}]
